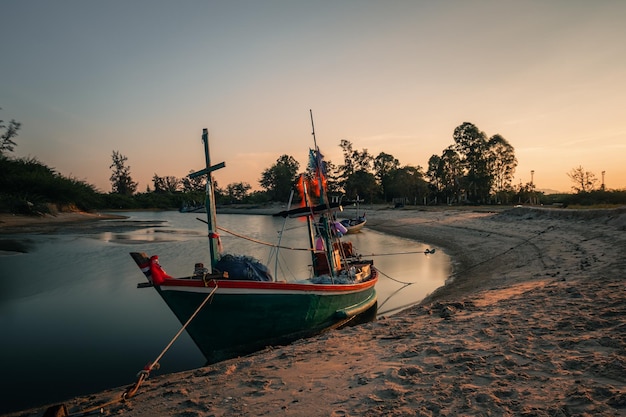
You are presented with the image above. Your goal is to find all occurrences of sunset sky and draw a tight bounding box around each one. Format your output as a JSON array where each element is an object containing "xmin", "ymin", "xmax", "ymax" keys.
[{"xmin": 2, "ymin": 1, "xmax": 625, "ymax": 194}]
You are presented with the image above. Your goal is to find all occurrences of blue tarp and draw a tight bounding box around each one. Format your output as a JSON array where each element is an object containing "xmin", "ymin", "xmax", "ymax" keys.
[{"xmin": 215, "ymin": 254, "xmax": 273, "ymax": 281}]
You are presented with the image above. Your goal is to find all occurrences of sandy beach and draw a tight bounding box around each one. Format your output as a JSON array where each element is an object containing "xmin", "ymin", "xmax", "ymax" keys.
[{"xmin": 3, "ymin": 206, "xmax": 626, "ymax": 416}]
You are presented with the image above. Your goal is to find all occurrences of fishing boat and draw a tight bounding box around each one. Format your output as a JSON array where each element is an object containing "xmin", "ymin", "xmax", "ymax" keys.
[
  {"xmin": 340, "ymin": 197, "xmax": 366, "ymax": 234},
  {"xmin": 340, "ymin": 215, "xmax": 366, "ymax": 234},
  {"xmin": 130, "ymin": 125, "xmax": 378, "ymax": 364},
  {"xmin": 179, "ymin": 201, "xmax": 206, "ymax": 213}
]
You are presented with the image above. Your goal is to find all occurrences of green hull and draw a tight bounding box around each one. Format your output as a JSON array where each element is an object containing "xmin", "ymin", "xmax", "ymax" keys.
[{"xmin": 156, "ymin": 286, "xmax": 377, "ymax": 363}]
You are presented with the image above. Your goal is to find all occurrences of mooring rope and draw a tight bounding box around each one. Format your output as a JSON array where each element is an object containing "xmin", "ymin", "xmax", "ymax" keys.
[
  {"xmin": 66, "ymin": 285, "xmax": 219, "ymax": 416},
  {"xmin": 376, "ymin": 267, "xmax": 414, "ymax": 285},
  {"xmin": 126, "ymin": 284, "xmax": 219, "ymax": 395},
  {"xmin": 448, "ymin": 224, "xmax": 555, "ymax": 279},
  {"xmin": 364, "ymin": 249, "xmax": 436, "ymax": 257}
]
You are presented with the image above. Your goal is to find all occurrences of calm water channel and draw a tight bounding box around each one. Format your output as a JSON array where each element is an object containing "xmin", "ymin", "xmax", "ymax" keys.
[{"xmin": 0, "ymin": 211, "xmax": 450, "ymax": 414}]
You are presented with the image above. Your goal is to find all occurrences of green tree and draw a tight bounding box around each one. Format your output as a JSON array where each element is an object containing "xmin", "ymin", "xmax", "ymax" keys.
[
  {"xmin": 338, "ymin": 139, "xmax": 356, "ymax": 180},
  {"xmin": 373, "ymin": 152, "xmax": 400, "ymax": 181},
  {"xmin": 426, "ymin": 154, "xmax": 443, "ymax": 195},
  {"xmin": 322, "ymin": 159, "xmax": 342, "ymax": 195},
  {"xmin": 226, "ymin": 182, "xmax": 252, "ymax": 203},
  {"xmin": 339, "ymin": 139, "xmax": 373, "ymax": 179},
  {"xmin": 153, "ymin": 175, "xmax": 181, "ymax": 193},
  {"xmin": 152, "ymin": 174, "xmax": 165, "ymax": 193},
  {"xmin": 338, "ymin": 139, "xmax": 376, "ymax": 199},
  {"xmin": 427, "ymin": 146, "xmax": 463, "ymax": 204},
  {"xmin": 109, "ymin": 150, "xmax": 137, "ymax": 195},
  {"xmin": 259, "ymin": 154, "xmax": 300, "ymax": 201},
  {"xmin": 182, "ymin": 170, "xmax": 206, "ymax": 192},
  {"xmin": 374, "ymin": 152, "xmax": 400, "ymax": 201},
  {"xmin": 453, "ymin": 122, "xmax": 492, "ymax": 203},
  {"xmin": 567, "ymin": 166, "xmax": 598, "ymax": 193},
  {"xmin": 0, "ymin": 109, "xmax": 21, "ymax": 156},
  {"xmin": 162, "ymin": 176, "xmax": 181, "ymax": 193},
  {"xmin": 0, "ymin": 156, "xmax": 101, "ymax": 213},
  {"xmin": 515, "ymin": 181, "xmax": 540, "ymax": 204},
  {"xmin": 344, "ymin": 170, "xmax": 379, "ymax": 202},
  {"xmin": 487, "ymin": 134, "xmax": 517, "ymax": 203},
  {"xmin": 385, "ymin": 165, "xmax": 428, "ymax": 204}
]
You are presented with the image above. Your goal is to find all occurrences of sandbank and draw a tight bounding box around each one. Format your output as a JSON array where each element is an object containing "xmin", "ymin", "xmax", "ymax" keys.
[{"xmin": 0, "ymin": 212, "xmax": 128, "ymax": 234}]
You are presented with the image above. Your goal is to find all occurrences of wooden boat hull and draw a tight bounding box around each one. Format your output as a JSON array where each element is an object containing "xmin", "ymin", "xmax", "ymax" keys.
[
  {"xmin": 179, "ymin": 205, "xmax": 206, "ymax": 213},
  {"xmin": 153, "ymin": 276, "xmax": 377, "ymax": 363},
  {"xmin": 341, "ymin": 218, "xmax": 366, "ymax": 234}
]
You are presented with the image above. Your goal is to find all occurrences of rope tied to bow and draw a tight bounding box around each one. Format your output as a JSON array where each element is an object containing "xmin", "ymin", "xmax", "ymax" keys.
[{"xmin": 56, "ymin": 285, "xmax": 219, "ymax": 416}]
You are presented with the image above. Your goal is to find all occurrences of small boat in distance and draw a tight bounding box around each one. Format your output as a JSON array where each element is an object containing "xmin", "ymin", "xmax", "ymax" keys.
[
  {"xmin": 179, "ymin": 201, "xmax": 206, "ymax": 213},
  {"xmin": 130, "ymin": 125, "xmax": 378, "ymax": 364},
  {"xmin": 340, "ymin": 196, "xmax": 366, "ymax": 234}
]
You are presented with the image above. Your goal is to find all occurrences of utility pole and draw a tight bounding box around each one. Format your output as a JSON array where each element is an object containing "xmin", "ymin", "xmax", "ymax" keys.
[
  {"xmin": 602, "ymin": 171, "xmax": 606, "ymax": 190},
  {"xmin": 530, "ymin": 170, "xmax": 535, "ymax": 205}
]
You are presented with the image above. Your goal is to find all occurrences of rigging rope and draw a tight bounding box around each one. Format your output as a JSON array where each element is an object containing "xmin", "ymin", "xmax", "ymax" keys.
[
  {"xmin": 216, "ymin": 224, "xmax": 314, "ymax": 251},
  {"xmin": 215, "ymin": 221, "xmax": 439, "ymax": 259},
  {"xmin": 197, "ymin": 217, "xmax": 314, "ymax": 251},
  {"xmin": 67, "ymin": 285, "xmax": 219, "ymax": 416}
]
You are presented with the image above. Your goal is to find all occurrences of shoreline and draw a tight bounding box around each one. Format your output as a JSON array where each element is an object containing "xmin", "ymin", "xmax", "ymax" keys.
[
  {"xmin": 3, "ymin": 206, "xmax": 626, "ymax": 416},
  {"xmin": 0, "ymin": 211, "xmax": 128, "ymax": 234}
]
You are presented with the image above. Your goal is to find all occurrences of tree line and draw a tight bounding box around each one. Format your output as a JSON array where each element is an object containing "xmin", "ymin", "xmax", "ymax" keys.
[
  {"xmin": 105, "ymin": 121, "xmax": 624, "ymax": 207},
  {"xmin": 2, "ymin": 110, "xmax": 624, "ymax": 215}
]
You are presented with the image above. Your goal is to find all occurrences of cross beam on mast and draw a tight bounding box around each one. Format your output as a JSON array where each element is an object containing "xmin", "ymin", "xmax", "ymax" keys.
[{"xmin": 188, "ymin": 128, "xmax": 225, "ymax": 271}]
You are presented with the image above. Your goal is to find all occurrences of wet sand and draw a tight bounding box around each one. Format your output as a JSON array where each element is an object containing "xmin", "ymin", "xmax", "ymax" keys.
[
  {"xmin": 0, "ymin": 212, "xmax": 128, "ymax": 235},
  {"xmin": 3, "ymin": 206, "xmax": 626, "ymax": 416}
]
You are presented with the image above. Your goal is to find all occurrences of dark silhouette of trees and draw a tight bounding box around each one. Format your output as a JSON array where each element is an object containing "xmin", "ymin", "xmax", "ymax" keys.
[
  {"xmin": 338, "ymin": 139, "xmax": 373, "ymax": 191},
  {"xmin": 322, "ymin": 159, "xmax": 342, "ymax": 195},
  {"xmin": 226, "ymin": 182, "xmax": 252, "ymax": 203},
  {"xmin": 0, "ymin": 156, "xmax": 100, "ymax": 213},
  {"xmin": 453, "ymin": 122, "xmax": 491, "ymax": 203},
  {"xmin": 338, "ymin": 140, "xmax": 432, "ymax": 204},
  {"xmin": 5, "ymin": 125, "xmax": 626, "ymax": 213},
  {"xmin": 374, "ymin": 152, "xmax": 400, "ymax": 201},
  {"xmin": 427, "ymin": 123, "xmax": 517, "ymax": 204},
  {"xmin": 427, "ymin": 146, "xmax": 463, "ymax": 204},
  {"xmin": 109, "ymin": 150, "xmax": 137, "ymax": 195},
  {"xmin": 182, "ymin": 170, "xmax": 206, "ymax": 192},
  {"xmin": 152, "ymin": 174, "xmax": 182, "ymax": 193},
  {"xmin": 487, "ymin": 134, "xmax": 517, "ymax": 203},
  {"xmin": 567, "ymin": 166, "xmax": 598, "ymax": 193},
  {"xmin": 343, "ymin": 170, "xmax": 378, "ymax": 202},
  {"xmin": 384, "ymin": 165, "xmax": 428, "ymax": 205},
  {"xmin": 259, "ymin": 154, "xmax": 300, "ymax": 201},
  {"xmin": 0, "ymin": 109, "xmax": 21, "ymax": 156}
]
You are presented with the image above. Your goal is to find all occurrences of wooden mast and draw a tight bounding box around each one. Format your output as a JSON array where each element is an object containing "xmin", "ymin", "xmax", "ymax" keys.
[
  {"xmin": 189, "ymin": 129, "xmax": 225, "ymax": 272},
  {"xmin": 309, "ymin": 110, "xmax": 337, "ymax": 277}
]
